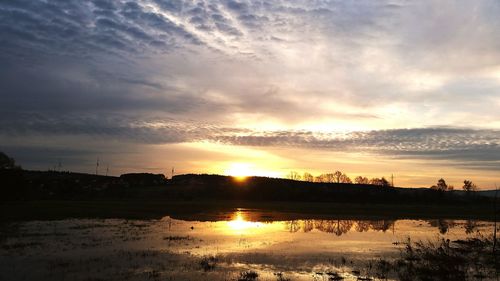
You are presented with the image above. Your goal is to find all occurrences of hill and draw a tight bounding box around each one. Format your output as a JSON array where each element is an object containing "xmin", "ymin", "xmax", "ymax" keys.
[{"xmin": 1, "ymin": 169, "xmax": 492, "ymax": 205}]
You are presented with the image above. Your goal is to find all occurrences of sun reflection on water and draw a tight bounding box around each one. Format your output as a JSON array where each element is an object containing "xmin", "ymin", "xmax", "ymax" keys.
[{"xmin": 226, "ymin": 211, "xmax": 264, "ymax": 234}]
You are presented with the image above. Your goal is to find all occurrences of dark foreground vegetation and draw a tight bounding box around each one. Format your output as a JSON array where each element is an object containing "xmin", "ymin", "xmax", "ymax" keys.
[{"xmin": 394, "ymin": 236, "xmax": 499, "ymax": 281}]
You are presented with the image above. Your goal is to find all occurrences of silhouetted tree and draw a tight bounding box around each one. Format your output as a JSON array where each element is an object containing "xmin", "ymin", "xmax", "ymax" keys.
[
  {"xmin": 463, "ymin": 180, "xmax": 477, "ymax": 192},
  {"xmin": 354, "ymin": 176, "xmax": 369, "ymax": 184},
  {"xmin": 339, "ymin": 173, "xmax": 352, "ymax": 184},
  {"xmin": 0, "ymin": 152, "xmax": 21, "ymax": 170},
  {"xmin": 317, "ymin": 173, "xmax": 335, "ymax": 183},
  {"xmin": 370, "ymin": 177, "xmax": 390, "ymax": 187},
  {"xmin": 303, "ymin": 172, "xmax": 314, "ymax": 182},
  {"xmin": 333, "ymin": 170, "xmax": 343, "ymax": 183},
  {"xmin": 431, "ymin": 178, "xmax": 449, "ymax": 191},
  {"xmin": 286, "ymin": 171, "xmax": 301, "ymax": 181}
]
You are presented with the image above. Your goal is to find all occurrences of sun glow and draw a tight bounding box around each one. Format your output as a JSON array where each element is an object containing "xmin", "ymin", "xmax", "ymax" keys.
[
  {"xmin": 225, "ymin": 163, "xmax": 252, "ymax": 181},
  {"xmin": 226, "ymin": 211, "xmax": 263, "ymax": 234},
  {"xmin": 224, "ymin": 162, "xmax": 281, "ymax": 179}
]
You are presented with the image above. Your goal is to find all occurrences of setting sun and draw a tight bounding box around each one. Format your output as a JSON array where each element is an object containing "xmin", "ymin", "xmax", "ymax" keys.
[
  {"xmin": 223, "ymin": 162, "xmax": 281, "ymax": 180},
  {"xmin": 225, "ymin": 163, "xmax": 252, "ymax": 181}
]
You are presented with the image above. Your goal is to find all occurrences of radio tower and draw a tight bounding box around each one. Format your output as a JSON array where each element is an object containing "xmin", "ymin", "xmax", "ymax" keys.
[
  {"xmin": 96, "ymin": 158, "xmax": 100, "ymax": 175},
  {"xmin": 391, "ymin": 174, "xmax": 394, "ymax": 187},
  {"xmin": 171, "ymin": 167, "xmax": 175, "ymax": 179}
]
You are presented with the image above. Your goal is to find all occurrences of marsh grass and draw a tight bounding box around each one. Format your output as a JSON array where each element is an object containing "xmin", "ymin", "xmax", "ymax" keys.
[
  {"xmin": 200, "ymin": 255, "xmax": 218, "ymax": 271},
  {"xmin": 238, "ymin": 270, "xmax": 259, "ymax": 281},
  {"xmin": 163, "ymin": 235, "xmax": 192, "ymax": 241},
  {"xmin": 395, "ymin": 236, "xmax": 499, "ymax": 281},
  {"xmin": 325, "ymin": 271, "xmax": 344, "ymax": 280},
  {"xmin": 273, "ymin": 272, "xmax": 292, "ymax": 281}
]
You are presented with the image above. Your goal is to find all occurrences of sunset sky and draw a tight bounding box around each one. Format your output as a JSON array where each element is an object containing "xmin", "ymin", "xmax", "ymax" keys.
[{"xmin": 1, "ymin": 0, "xmax": 499, "ymax": 188}]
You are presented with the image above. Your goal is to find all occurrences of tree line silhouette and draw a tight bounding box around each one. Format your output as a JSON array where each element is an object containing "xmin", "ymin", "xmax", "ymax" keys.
[
  {"xmin": 287, "ymin": 170, "xmax": 392, "ymax": 186},
  {"xmin": 0, "ymin": 151, "xmax": 485, "ymax": 204},
  {"xmin": 287, "ymin": 169, "xmax": 479, "ymax": 192},
  {"xmin": 0, "ymin": 152, "xmax": 21, "ymax": 170},
  {"xmin": 282, "ymin": 219, "xmax": 477, "ymax": 236},
  {"xmin": 430, "ymin": 177, "xmax": 479, "ymax": 192}
]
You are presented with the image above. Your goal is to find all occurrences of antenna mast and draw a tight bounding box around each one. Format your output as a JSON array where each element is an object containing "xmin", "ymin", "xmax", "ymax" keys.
[{"xmin": 96, "ymin": 158, "xmax": 99, "ymax": 175}]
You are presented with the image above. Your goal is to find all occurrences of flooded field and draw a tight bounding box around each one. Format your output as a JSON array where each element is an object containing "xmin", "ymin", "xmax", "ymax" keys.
[{"xmin": 0, "ymin": 209, "xmax": 496, "ymax": 281}]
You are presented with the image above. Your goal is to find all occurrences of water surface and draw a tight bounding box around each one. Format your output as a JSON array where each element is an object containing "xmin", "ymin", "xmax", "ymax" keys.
[{"xmin": 0, "ymin": 210, "xmax": 494, "ymax": 281}]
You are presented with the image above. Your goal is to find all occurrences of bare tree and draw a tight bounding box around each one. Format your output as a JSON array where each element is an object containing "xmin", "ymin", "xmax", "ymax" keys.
[
  {"xmin": 314, "ymin": 175, "xmax": 324, "ymax": 183},
  {"xmin": 315, "ymin": 172, "xmax": 351, "ymax": 183},
  {"xmin": 286, "ymin": 171, "xmax": 302, "ymax": 181},
  {"xmin": 370, "ymin": 177, "xmax": 391, "ymax": 187},
  {"xmin": 339, "ymin": 173, "xmax": 352, "ymax": 184},
  {"xmin": 333, "ymin": 170, "xmax": 343, "ymax": 183},
  {"xmin": 318, "ymin": 173, "xmax": 335, "ymax": 183},
  {"xmin": 354, "ymin": 176, "xmax": 369, "ymax": 184},
  {"xmin": 303, "ymin": 172, "xmax": 314, "ymax": 182}
]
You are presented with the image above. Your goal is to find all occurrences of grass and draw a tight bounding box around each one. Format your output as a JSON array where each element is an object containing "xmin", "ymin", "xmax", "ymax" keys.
[
  {"xmin": 199, "ymin": 255, "xmax": 218, "ymax": 271},
  {"xmin": 0, "ymin": 199, "xmax": 496, "ymax": 222},
  {"xmin": 238, "ymin": 270, "xmax": 259, "ymax": 281},
  {"xmin": 395, "ymin": 236, "xmax": 499, "ymax": 280},
  {"xmin": 162, "ymin": 235, "xmax": 192, "ymax": 241}
]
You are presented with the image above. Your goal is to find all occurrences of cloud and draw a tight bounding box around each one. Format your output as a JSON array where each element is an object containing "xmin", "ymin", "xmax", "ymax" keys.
[
  {"xmin": 2, "ymin": 1, "xmax": 500, "ymax": 125},
  {"xmin": 1, "ymin": 0, "xmax": 500, "ymax": 176},
  {"xmin": 0, "ymin": 110, "xmax": 498, "ymax": 170}
]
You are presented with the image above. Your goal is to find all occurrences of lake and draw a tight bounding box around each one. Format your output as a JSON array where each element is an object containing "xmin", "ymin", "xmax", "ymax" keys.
[{"xmin": 0, "ymin": 209, "xmax": 495, "ymax": 281}]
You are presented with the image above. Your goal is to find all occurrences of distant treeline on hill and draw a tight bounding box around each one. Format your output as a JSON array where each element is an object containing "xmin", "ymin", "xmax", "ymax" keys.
[
  {"xmin": 168, "ymin": 174, "xmax": 486, "ymax": 204},
  {"xmin": 0, "ymin": 168, "xmax": 490, "ymax": 205},
  {"xmin": 0, "ymin": 169, "xmax": 167, "ymax": 200}
]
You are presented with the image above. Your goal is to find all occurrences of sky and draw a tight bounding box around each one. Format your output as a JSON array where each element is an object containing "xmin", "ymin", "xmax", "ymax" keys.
[{"xmin": 0, "ymin": 0, "xmax": 499, "ymax": 188}]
